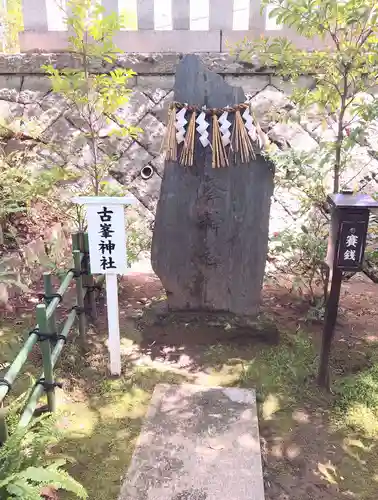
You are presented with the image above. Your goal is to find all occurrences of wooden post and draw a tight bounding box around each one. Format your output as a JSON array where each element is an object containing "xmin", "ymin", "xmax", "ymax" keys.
[
  {"xmin": 317, "ymin": 193, "xmax": 378, "ymax": 389},
  {"xmin": 73, "ymin": 249, "xmax": 86, "ymax": 348},
  {"xmin": 106, "ymin": 273, "xmax": 122, "ymax": 375},
  {"xmin": 318, "ymin": 268, "xmax": 342, "ymax": 388},
  {"xmin": 36, "ymin": 304, "xmax": 55, "ymax": 412},
  {"xmin": 0, "ymin": 407, "xmax": 8, "ymax": 445},
  {"xmin": 43, "ymin": 272, "xmax": 57, "ymax": 337},
  {"xmin": 83, "ymin": 232, "xmax": 97, "ymax": 320},
  {"xmin": 71, "ymin": 196, "xmax": 135, "ymax": 375}
]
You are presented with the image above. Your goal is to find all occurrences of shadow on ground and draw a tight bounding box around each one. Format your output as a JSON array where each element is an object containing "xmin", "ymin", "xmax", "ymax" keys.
[{"xmin": 2, "ymin": 272, "xmax": 378, "ymax": 499}]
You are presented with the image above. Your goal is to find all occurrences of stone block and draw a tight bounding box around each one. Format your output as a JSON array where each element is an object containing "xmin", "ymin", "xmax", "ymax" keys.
[
  {"xmin": 129, "ymin": 168, "xmax": 162, "ymax": 212},
  {"xmin": 23, "ymin": 238, "xmax": 49, "ymax": 267},
  {"xmin": 0, "ymin": 283, "xmax": 8, "ymax": 306},
  {"xmin": 113, "ymin": 30, "xmax": 221, "ymax": 53},
  {"xmin": 26, "ymin": 105, "xmax": 67, "ymax": 137},
  {"xmin": 222, "ymin": 30, "xmax": 265, "ymax": 51},
  {"xmin": 290, "ymin": 104, "xmax": 323, "ymax": 133},
  {"xmin": 270, "ymin": 75, "xmax": 316, "ymax": 94},
  {"xmin": 22, "ymin": 76, "xmax": 52, "ymax": 94},
  {"xmin": 249, "ymin": 86, "xmax": 292, "ymax": 129},
  {"xmin": 145, "ymin": 88, "xmax": 167, "ymax": 104},
  {"xmin": 126, "ymin": 76, "xmax": 137, "ymax": 88},
  {"xmin": 153, "ymin": 55, "xmax": 273, "ymax": 315},
  {"xmin": 225, "ymin": 74, "xmax": 270, "ymax": 94},
  {"xmin": 43, "ymin": 222, "xmax": 70, "ymax": 261},
  {"xmin": 137, "ymin": 75, "xmax": 175, "ymax": 90},
  {"xmin": 19, "ymin": 31, "xmax": 70, "ymax": 53},
  {"xmin": 126, "ymin": 196, "xmax": 155, "ymax": 222},
  {"xmin": 18, "ymin": 90, "xmax": 46, "ymax": 105},
  {"xmin": 0, "ymin": 100, "xmax": 23, "ymax": 122},
  {"xmin": 0, "ymin": 88, "xmax": 18, "ymax": 102},
  {"xmin": 137, "ymin": 75, "xmax": 175, "ymax": 103},
  {"xmin": 150, "ymin": 90, "xmax": 173, "ymax": 124},
  {"xmin": 115, "ymin": 53, "xmax": 177, "ymax": 75},
  {"xmin": 270, "ymin": 76, "xmax": 294, "ymax": 95},
  {"xmin": 0, "ymin": 53, "xmax": 273, "ymax": 77},
  {"xmin": 111, "ymin": 141, "xmax": 153, "ymax": 185},
  {"xmin": 0, "ymin": 76, "xmax": 22, "ymax": 91},
  {"xmin": 32, "ymin": 143, "xmax": 68, "ymax": 169},
  {"xmin": 40, "ymin": 92, "xmax": 69, "ymax": 112},
  {"xmin": 4, "ymin": 138, "xmax": 35, "ymax": 155},
  {"xmin": 137, "ymin": 113, "xmax": 166, "ymax": 157},
  {"xmin": 113, "ymin": 90, "xmax": 154, "ymax": 127},
  {"xmin": 151, "ymin": 154, "xmax": 165, "ymax": 177},
  {"xmin": 119, "ymin": 384, "xmax": 265, "ymax": 500},
  {"xmin": 41, "ymin": 116, "xmax": 79, "ymax": 146},
  {"xmin": 269, "ymin": 122, "xmax": 318, "ymax": 152},
  {"xmin": 98, "ymin": 133, "xmax": 133, "ymax": 158}
]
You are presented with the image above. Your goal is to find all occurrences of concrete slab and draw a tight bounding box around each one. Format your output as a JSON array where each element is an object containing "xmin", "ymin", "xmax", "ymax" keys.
[{"xmin": 119, "ymin": 384, "xmax": 265, "ymax": 500}]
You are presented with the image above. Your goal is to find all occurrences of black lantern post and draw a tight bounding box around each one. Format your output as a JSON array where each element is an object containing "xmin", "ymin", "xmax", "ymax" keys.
[{"xmin": 318, "ymin": 192, "xmax": 378, "ymax": 388}]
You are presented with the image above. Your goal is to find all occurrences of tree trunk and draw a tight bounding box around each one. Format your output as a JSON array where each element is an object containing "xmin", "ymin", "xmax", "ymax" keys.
[{"xmin": 152, "ymin": 55, "xmax": 274, "ymax": 316}]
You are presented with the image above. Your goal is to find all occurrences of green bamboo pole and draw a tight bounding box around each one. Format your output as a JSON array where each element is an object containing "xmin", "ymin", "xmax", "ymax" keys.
[
  {"xmin": 46, "ymin": 269, "xmax": 74, "ymax": 321},
  {"xmin": 36, "ymin": 304, "xmax": 55, "ymax": 413},
  {"xmin": 73, "ymin": 249, "xmax": 86, "ymax": 346},
  {"xmin": 0, "ymin": 334, "xmax": 38, "ymax": 405},
  {"xmin": 18, "ymin": 308, "xmax": 77, "ymax": 428},
  {"xmin": 0, "ymin": 268, "xmax": 76, "ymax": 406},
  {"xmin": 0, "ymin": 407, "xmax": 8, "ymax": 444},
  {"xmin": 43, "ymin": 272, "xmax": 57, "ymax": 337},
  {"xmin": 83, "ymin": 232, "xmax": 97, "ymax": 320}
]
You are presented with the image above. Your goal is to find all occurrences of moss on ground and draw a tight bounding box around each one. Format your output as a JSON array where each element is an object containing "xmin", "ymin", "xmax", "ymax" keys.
[
  {"xmin": 2, "ymin": 314, "xmax": 378, "ymax": 500},
  {"xmin": 57, "ymin": 368, "xmax": 189, "ymax": 500}
]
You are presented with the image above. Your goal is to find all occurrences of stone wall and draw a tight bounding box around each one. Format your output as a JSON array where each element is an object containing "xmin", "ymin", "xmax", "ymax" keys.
[
  {"xmin": 0, "ymin": 53, "xmax": 314, "ymax": 232},
  {"xmin": 0, "ymin": 52, "xmax": 377, "ymax": 245}
]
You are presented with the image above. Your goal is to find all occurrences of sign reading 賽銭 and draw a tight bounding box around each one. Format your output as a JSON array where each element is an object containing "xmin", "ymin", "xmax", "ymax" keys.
[
  {"xmin": 336, "ymin": 220, "xmax": 367, "ymax": 270},
  {"xmin": 86, "ymin": 204, "xmax": 127, "ymax": 274}
]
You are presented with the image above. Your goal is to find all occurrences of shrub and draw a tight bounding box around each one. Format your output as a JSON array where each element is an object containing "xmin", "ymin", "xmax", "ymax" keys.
[{"xmin": 0, "ymin": 414, "xmax": 87, "ymax": 499}]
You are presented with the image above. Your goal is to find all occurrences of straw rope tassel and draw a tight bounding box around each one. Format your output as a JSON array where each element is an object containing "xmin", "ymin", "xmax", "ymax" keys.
[
  {"xmin": 212, "ymin": 114, "xmax": 229, "ymax": 168},
  {"xmin": 180, "ymin": 111, "xmax": 196, "ymax": 166},
  {"xmin": 232, "ymin": 110, "xmax": 256, "ymax": 164},
  {"xmin": 163, "ymin": 105, "xmax": 177, "ymax": 162}
]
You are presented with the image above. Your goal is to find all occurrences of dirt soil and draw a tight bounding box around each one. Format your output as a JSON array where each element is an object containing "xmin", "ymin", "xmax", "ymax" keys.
[
  {"xmin": 111, "ymin": 271, "xmax": 378, "ymax": 500},
  {"xmin": 0, "ymin": 201, "xmax": 63, "ymax": 255},
  {"xmin": 2, "ymin": 270, "xmax": 378, "ymax": 500}
]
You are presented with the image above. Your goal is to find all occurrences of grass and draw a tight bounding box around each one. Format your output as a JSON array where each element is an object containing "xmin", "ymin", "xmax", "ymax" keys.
[
  {"xmin": 57, "ymin": 367, "xmax": 190, "ymax": 500},
  {"xmin": 204, "ymin": 333, "xmax": 378, "ymax": 499},
  {"xmin": 333, "ymin": 357, "xmax": 378, "ymax": 438},
  {"xmin": 2, "ymin": 311, "xmax": 378, "ymax": 499},
  {"xmin": 0, "ymin": 316, "xmax": 40, "ymax": 400}
]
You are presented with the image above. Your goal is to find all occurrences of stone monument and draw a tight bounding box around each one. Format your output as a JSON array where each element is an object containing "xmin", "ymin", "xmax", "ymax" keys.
[{"xmin": 152, "ymin": 55, "xmax": 274, "ymax": 316}]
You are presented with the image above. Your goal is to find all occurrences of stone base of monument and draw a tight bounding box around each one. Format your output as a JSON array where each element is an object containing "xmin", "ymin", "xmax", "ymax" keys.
[
  {"xmin": 118, "ymin": 384, "xmax": 265, "ymax": 500},
  {"xmin": 139, "ymin": 308, "xmax": 280, "ymax": 347}
]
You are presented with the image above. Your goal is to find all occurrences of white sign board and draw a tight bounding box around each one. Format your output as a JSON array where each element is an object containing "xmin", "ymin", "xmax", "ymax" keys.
[
  {"xmin": 86, "ymin": 203, "xmax": 127, "ymax": 274},
  {"xmin": 72, "ymin": 196, "xmax": 135, "ymax": 376}
]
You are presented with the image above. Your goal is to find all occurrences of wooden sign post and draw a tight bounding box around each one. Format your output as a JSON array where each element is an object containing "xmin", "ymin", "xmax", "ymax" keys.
[
  {"xmin": 318, "ymin": 192, "xmax": 378, "ymax": 388},
  {"xmin": 72, "ymin": 196, "xmax": 134, "ymax": 375}
]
